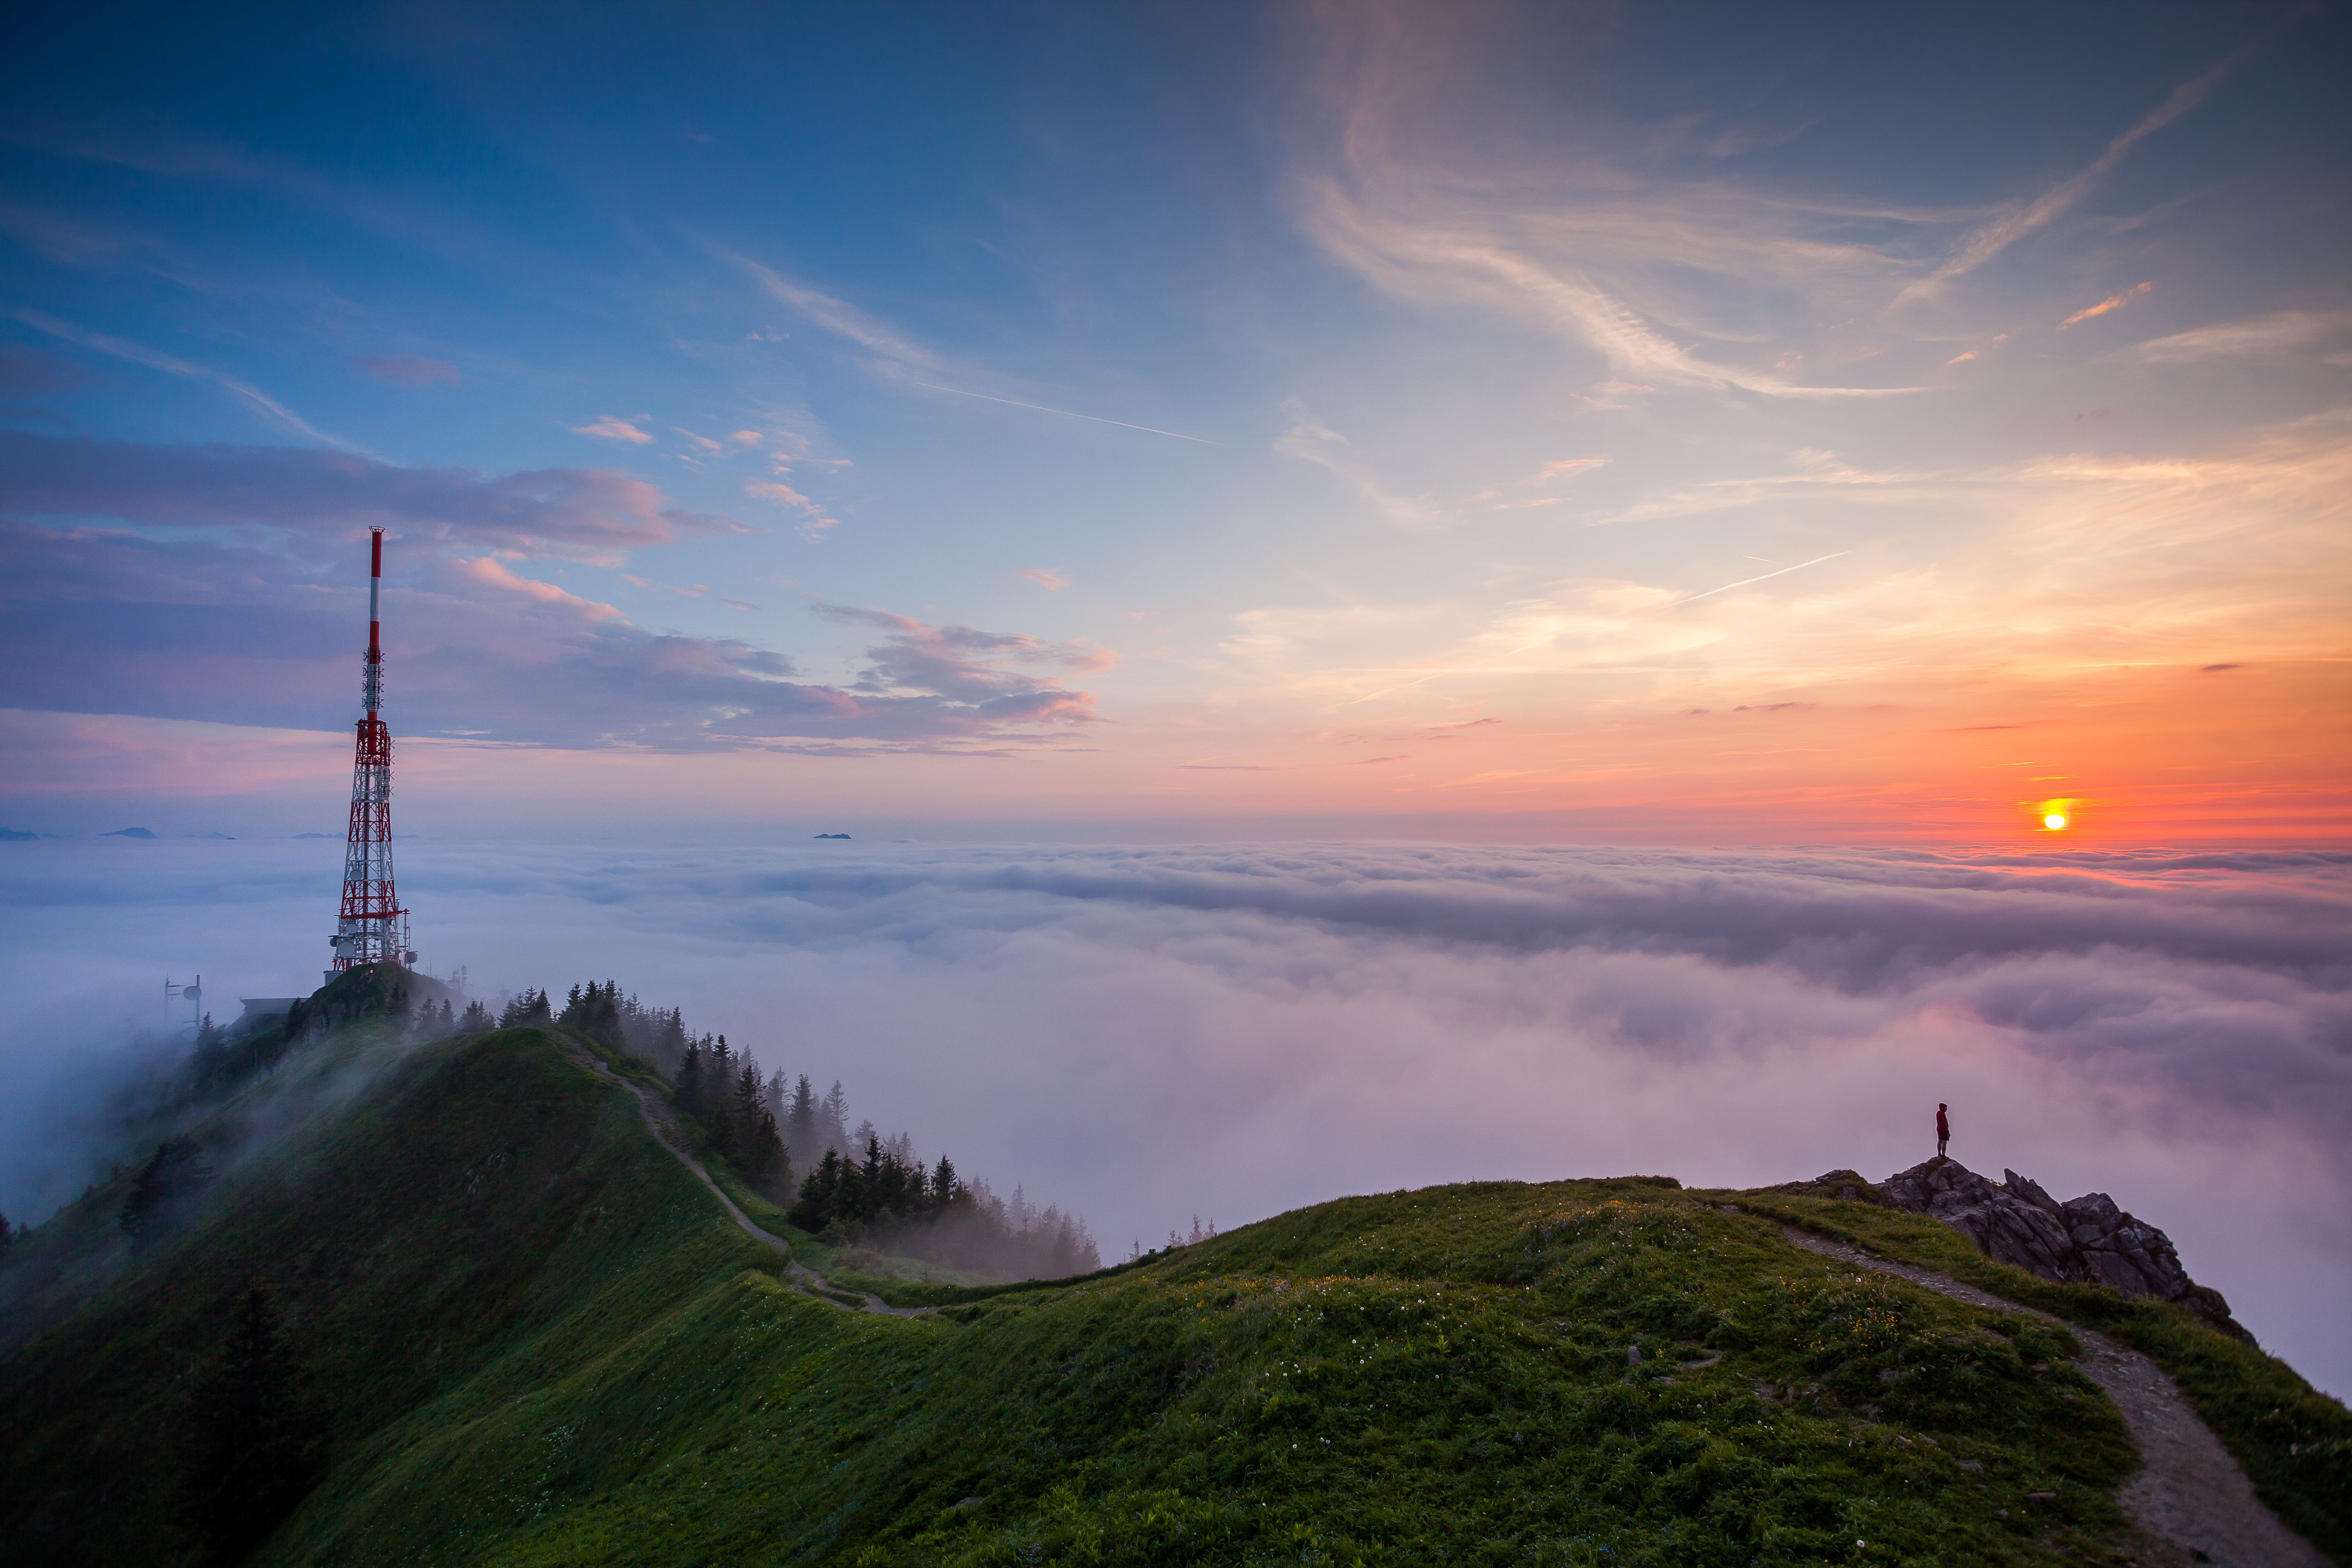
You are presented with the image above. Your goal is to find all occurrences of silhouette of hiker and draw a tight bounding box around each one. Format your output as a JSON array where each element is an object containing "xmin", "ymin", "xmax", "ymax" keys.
[{"xmin": 1936, "ymin": 1102, "xmax": 1950, "ymax": 1159}]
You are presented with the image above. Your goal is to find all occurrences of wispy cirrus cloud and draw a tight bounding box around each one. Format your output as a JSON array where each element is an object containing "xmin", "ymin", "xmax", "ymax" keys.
[
  {"xmin": 0, "ymin": 430, "xmax": 740, "ymax": 563},
  {"xmin": 1293, "ymin": 14, "xmax": 1922, "ymax": 400},
  {"xmin": 1275, "ymin": 403, "xmax": 1447, "ymax": 527},
  {"xmin": 1015, "ymin": 568, "xmax": 1071, "ymax": 591},
  {"xmin": 1303, "ymin": 180, "xmax": 1916, "ymax": 399},
  {"xmin": 728, "ymin": 248, "xmax": 941, "ymax": 368},
  {"xmin": 1278, "ymin": 402, "xmax": 1613, "ymax": 529},
  {"xmin": 1896, "ymin": 39, "xmax": 2269, "ymax": 305},
  {"xmin": 12, "ymin": 308, "xmax": 358, "ymax": 449},
  {"xmin": 1228, "ymin": 411, "xmax": 2352, "ymax": 724},
  {"xmin": 727, "ymin": 248, "xmax": 1215, "ymax": 444},
  {"xmin": 2137, "ymin": 310, "xmax": 2352, "ymax": 362}
]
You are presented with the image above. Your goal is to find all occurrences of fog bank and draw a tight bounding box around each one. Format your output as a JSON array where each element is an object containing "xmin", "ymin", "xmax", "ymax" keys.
[{"xmin": 2, "ymin": 837, "xmax": 2344, "ymax": 1394}]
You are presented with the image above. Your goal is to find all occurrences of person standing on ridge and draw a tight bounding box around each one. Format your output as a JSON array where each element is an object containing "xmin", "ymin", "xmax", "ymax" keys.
[{"xmin": 1936, "ymin": 1102, "xmax": 1950, "ymax": 1159}]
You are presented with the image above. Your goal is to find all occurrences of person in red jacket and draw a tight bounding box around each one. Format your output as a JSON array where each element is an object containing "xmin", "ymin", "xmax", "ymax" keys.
[{"xmin": 1936, "ymin": 1102, "xmax": 1950, "ymax": 1159}]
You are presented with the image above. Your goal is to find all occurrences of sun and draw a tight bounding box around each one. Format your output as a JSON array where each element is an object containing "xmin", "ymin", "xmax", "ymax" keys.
[{"xmin": 2031, "ymin": 797, "xmax": 2081, "ymax": 833}]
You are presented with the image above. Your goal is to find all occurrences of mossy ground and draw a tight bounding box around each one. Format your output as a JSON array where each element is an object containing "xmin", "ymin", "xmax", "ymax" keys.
[{"xmin": 2, "ymin": 1025, "xmax": 2341, "ymax": 1567}]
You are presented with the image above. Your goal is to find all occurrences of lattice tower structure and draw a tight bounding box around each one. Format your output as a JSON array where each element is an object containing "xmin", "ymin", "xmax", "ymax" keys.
[{"xmin": 330, "ymin": 528, "xmax": 413, "ymax": 976}]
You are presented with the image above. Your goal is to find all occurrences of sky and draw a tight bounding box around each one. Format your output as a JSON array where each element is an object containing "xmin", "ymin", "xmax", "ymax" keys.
[
  {"xmin": 0, "ymin": 0, "xmax": 2345, "ymax": 840},
  {"xmin": 1, "ymin": 4, "xmax": 2349, "ymax": 1394}
]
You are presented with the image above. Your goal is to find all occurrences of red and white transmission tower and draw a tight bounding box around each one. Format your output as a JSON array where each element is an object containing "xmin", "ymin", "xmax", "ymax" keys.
[{"xmin": 328, "ymin": 528, "xmax": 415, "ymax": 979}]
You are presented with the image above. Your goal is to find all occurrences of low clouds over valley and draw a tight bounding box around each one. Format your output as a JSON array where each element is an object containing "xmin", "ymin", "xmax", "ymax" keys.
[{"xmin": 4, "ymin": 838, "xmax": 2345, "ymax": 1392}]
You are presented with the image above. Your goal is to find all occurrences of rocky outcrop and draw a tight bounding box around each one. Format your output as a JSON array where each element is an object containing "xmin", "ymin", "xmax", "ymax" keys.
[{"xmin": 1877, "ymin": 1157, "xmax": 2244, "ymax": 1338}]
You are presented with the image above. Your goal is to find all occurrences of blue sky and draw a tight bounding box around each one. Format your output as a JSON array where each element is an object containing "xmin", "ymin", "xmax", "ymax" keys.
[{"xmin": 2, "ymin": 1, "xmax": 2346, "ymax": 838}]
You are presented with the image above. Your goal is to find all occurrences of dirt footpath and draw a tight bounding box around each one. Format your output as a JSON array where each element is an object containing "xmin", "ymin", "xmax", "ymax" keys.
[
  {"xmin": 1780, "ymin": 1226, "xmax": 2327, "ymax": 1568},
  {"xmin": 570, "ymin": 1045, "xmax": 931, "ymax": 1318}
]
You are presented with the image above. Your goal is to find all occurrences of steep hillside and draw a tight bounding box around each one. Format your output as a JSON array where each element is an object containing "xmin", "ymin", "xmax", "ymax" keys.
[{"xmin": 2, "ymin": 1022, "xmax": 2343, "ymax": 1567}]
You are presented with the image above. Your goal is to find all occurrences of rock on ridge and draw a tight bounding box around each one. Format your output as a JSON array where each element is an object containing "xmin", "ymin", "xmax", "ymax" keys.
[{"xmin": 1877, "ymin": 1157, "xmax": 2244, "ymax": 1337}]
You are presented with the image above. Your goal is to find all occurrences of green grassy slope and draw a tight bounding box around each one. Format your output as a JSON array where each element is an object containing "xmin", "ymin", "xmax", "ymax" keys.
[
  {"xmin": 1721, "ymin": 1188, "xmax": 2352, "ymax": 1562},
  {"xmin": 4, "ymin": 1023, "xmax": 2342, "ymax": 1567},
  {"xmin": 0, "ymin": 1024, "xmax": 768, "ymax": 1568}
]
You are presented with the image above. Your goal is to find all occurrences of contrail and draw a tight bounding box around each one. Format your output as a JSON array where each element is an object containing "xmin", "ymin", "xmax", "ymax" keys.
[
  {"xmin": 1674, "ymin": 550, "xmax": 1848, "ymax": 606},
  {"xmin": 903, "ymin": 379, "xmax": 1217, "ymax": 445}
]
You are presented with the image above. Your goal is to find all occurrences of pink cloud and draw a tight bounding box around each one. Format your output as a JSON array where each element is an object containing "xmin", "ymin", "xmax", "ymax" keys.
[
  {"xmin": 745, "ymin": 479, "xmax": 839, "ymax": 540},
  {"xmin": 1534, "ymin": 457, "xmax": 1609, "ymax": 480},
  {"xmin": 458, "ymin": 557, "xmax": 628, "ymax": 621},
  {"xmin": 1947, "ymin": 349, "xmax": 1978, "ymax": 365},
  {"xmin": 572, "ymin": 415, "xmax": 654, "ymax": 445},
  {"xmin": 0, "ymin": 517, "xmax": 1095, "ymax": 753},
  {"xmin": 2061, "ymin": 281, "xmax": 2154, "ymax": 328},
  {"xmin": 1015, "ymin": 567, "xmax": 1071, "ymax": 591},
  {"xmin": 672, "ymin": 427, "xmax": 724, "ymax": 454},
  {"xmin": 729, "ymin": 430, "xmax": 763, "ymax": 445},
  {"xmin": 746, "ymin": 480, "xmax": 812, "ymax": 507}
]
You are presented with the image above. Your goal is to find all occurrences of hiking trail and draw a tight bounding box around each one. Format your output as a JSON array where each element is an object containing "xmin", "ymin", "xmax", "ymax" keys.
[
  {"xmin": 1779, "ymin": 1225, "xmax": 2325, "ymax": 1568},
  {"xmin": 570, "ymin": 1045, "xmax": 932, "ymax": 1318}
]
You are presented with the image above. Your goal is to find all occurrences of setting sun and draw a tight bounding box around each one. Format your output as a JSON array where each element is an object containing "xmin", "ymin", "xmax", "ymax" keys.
[{"xmin": 2045, "ymin": 812, "xmax": 2069, "ymax": 830}]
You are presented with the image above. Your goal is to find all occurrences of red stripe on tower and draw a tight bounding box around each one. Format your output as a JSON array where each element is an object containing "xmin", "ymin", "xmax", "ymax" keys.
[{"xmin": 330, "ymin": 528, "xmax": 413, "ymax": 979}]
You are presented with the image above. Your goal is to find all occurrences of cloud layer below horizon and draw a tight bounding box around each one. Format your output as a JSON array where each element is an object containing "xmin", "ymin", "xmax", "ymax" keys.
[{"xmin": 3, "ymin": 838, "xmax": 2344, "ymax": 1394}]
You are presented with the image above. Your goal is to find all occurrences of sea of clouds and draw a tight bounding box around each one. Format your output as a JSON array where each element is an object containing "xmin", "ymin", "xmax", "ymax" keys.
[{"xmin": 2, "ymin": 837, "xmax": 2345, "ymax": 1395}]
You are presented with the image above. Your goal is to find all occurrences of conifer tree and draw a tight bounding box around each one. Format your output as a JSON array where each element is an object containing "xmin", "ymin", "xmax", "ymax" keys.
[
  {"xmin": 785, "ymin": 1074, "xmax": 819, "ymax": 1161},
  {"xmin": 730, "ymin": 1059, "xmax": 790, "ymax": 1194},
  {"xmin": 705, "ymin": 1035, "xmax": 737, "ymax": 1155},
  {"xmin": 460, "ymin": 999, "xmax": 491, "ymax": 1030},
  {"xmin": 121, "ymin": 1137, "xmax": 209, "ymax": 1249},
  {"xmin": 675, "ymin": 1036, "xmax": 706, "ymax": 1122},
  {"xmin": 833, "ymin": 1146, "xmax": 869, "ymax": 1226},
  {"xmin": 173, "ymin": 1287, "xmax": 321, "ymax": 1565},
  {"xmin": 820, "ymin": 1080, "xmax": 850, "ymax": 1154},
  {"xmin": 858, "ymin": 1133, "xmax": 888, "ymax": 1221},
  {"xmin": 653, "ymin": 1007, "xmax": 688, "ymax": 1073},
  {"xmin": 789, "ymin": 1148, "xmax": 844, "ymax": 1231}
]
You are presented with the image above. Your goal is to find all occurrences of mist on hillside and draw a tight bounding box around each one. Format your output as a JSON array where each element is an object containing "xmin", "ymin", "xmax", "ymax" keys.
[{"xmin": 1, "ymin": 838, "xmax": 2346, "ymax": 1394}]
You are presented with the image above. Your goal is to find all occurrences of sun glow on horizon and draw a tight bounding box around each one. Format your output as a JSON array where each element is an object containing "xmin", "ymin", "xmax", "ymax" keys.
[{"xmin": 2035, "ymin": 797, "xmax": 2082, "ymax": 834}]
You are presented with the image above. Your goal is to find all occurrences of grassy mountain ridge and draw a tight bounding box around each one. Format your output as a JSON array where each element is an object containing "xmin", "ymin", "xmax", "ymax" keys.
[
  {"xmin": 0, "ymin": 1022, "xmax": 763, "ymax": 1566},
  {"xmin": 2, "ymin": 1021, "xmax": 2343, "ymax": 1566}
]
